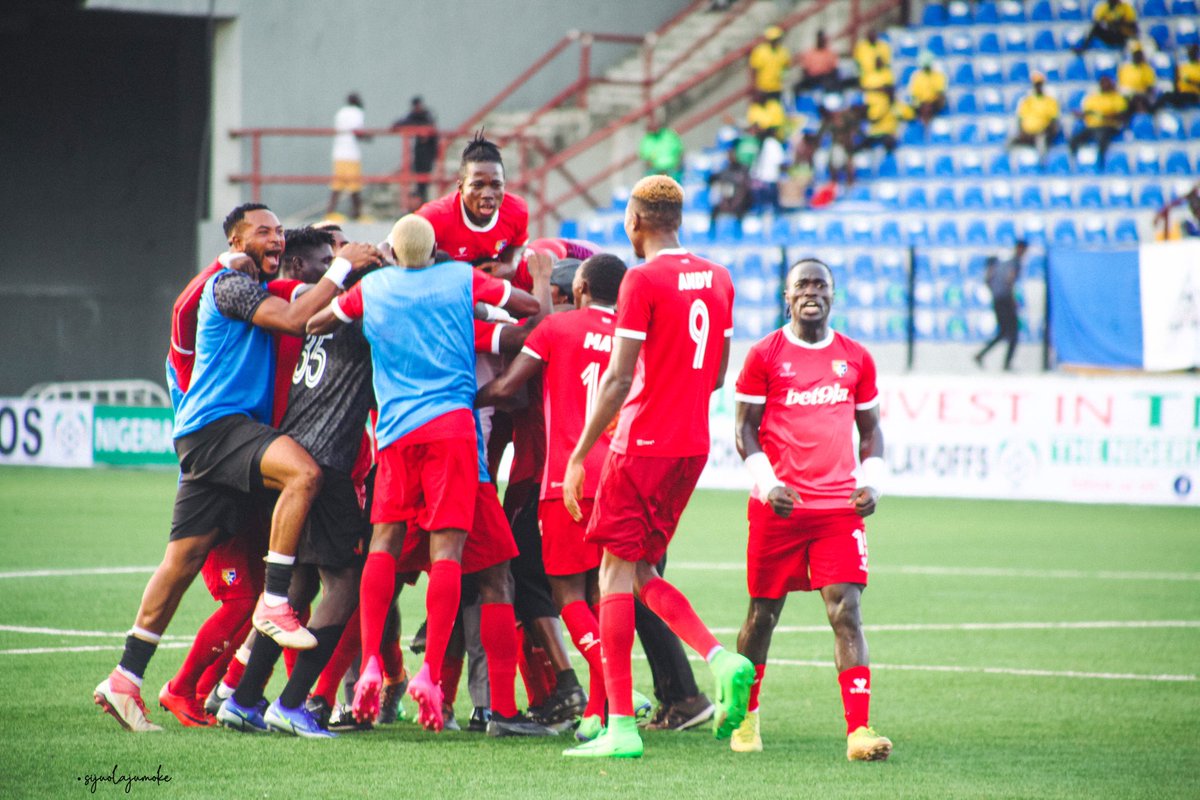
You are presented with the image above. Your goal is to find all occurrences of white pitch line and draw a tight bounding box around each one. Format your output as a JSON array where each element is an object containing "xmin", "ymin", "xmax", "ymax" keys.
[
  {"xmin": 752, "ymin": 658, "xmax": 1197, "ymax": 683},
  {"xmin": 670, "ymin": 562, "xmax": 1200, "ymax": 582},
  {"xmin": 709, "ymin": 620, "xmax": 1200, "ymax": 635},
  {"xmin": 0, "ymin": 566, "xmax": 156, "ymax": 579},
  {"xmin": 0, "ymin": 625, "xmax": 191, "ymax": 640},
  {"xmin": 0, "ymin": 643, "xmax": 192, "ymax": 656}
]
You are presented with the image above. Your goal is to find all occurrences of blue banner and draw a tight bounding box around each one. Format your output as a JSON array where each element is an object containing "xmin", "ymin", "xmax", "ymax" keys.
[{"xmin": 1048, "ymin": 247, "xmax": 1142, "ymax": 369}]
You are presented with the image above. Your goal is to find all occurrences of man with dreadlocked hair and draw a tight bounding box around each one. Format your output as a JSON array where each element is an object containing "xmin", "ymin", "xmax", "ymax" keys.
[{"xmin": 416, "ymin": 133, "xmax": 529, "ymax": 279}]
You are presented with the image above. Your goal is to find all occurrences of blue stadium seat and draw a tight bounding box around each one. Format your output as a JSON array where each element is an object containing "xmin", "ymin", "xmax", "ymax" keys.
[
  {"xmin": 1076, "ymin": 146, "xmax": 1101, "ymax": 174},
  {"xmin": 850, "ymin": 217, "xmax": 874, "ymax": 244},
  {"xmin": 979, "ymin": 60, "xmax": 1004, "ymax": 85},
  {"xmin": 948, "ymin": 1, "xmax": 972, "ymax": 25},
  {"xmin": 981, "ymin": 88, "xmax": 1005, "ymax": 113},
  {"xmin": 558, "ymin": 219, "xmax": 579, "ymax": 239},
  {"xmin": 935, "ymin": 219, "xmax": 961, "ymax": 245},
  {"xmin": 879, "ymin": 219, "xmax": 902, "ymax": 244},
  {"xmin": 1094, "ymin": 55, "xmax": 1119, "ymax": 81},
  {"xmin": 962, "ymin": 184, "xmax": 986, "ymax": 208},
  {"xmin": 965, "ymin": 218, "xmax": 990, "ymax": 243},
  {"xmin": 923, "ymin": 3, "xmax": 949, "ymax": 25},
  {"xmin": 1031, "ymin": 0, "xmax": 1054, "ymax": 20},
  {"xmin": 978, "ymin": 32, "xmax": 1001, "ymax": 54},
  {"xmin": 984, "ymin": 117, "xmax": 1009, "ymax": 143},
  {"xmin": 953, "ymin": 62, "xmax": 976, "ymax": 85},
  {"xmin": 1005, "ymin": 29, "xmax": 1029, "ymax": 53},
  {"xmin": 926, "ymin": 34, "xmax": 947, "ymax": 56},
  {"xmin": 930, "ymin": 118, "xmax": 954, "ymax": 144},
  {"xmin": 1105, "ymin": 151, "xmax": 1131, "ymax": 175},
  {"xmin": 1067, "ymin": 89, "xmax": 1087, "ymax": 109},
  {"xmin": 1083, "ymin": 218, "xmax": 1109, "ymax": 243},
  {"xmin": 902, "ymin": 122, "xmax": 926, "ymax": 145},
  {"xmin": 794, "ymin": 94, "xmax": 818, "ymax": 116},
  {"xmin": 897, "ymin": 33, "xmax": 920, "ymax": 59},
  {"xmin": 877, "ymin": 154, "xmax": 899, "ymax": 178},
  {"xmin": 1033, "ymin": 28, "xmax": 1057, "ymax": 52},
  {"xmin": 1047, "ymin": 149, "xmax": 1072, "ymax": 174},
  {"xmin": 1178, "ymin": 19, "xmax": 1199, "ymax": 47},
  {"xmin": 795, "ymin": 215, "xmax": 819, "ymax": 243},
  {"xmin": 934, "ymin": 153, "xmax": 956, "ymax": 176},
  {"xmin": 852, "ymin": 253, "xmax": 875, "ymax": 279},
  {"xmin": 1138, "ymin": 183, "xmax": 1165, "ymax": 208},
  {"xmin": 975, "ymin": 1, "xmax": 1000, "ymax": 23},
  {"xmin": 1061, "ymin": 27, "xmax": 1085, "ymax": 50},
  {"xmin": 585, "ymin": 218, "xmax": 609, "ymax": 244},
  {"xmin": 1000, "ymin": 0, "xmax": 1026, "ymax": 22},
  {"xmin": 934, "ymin": 185, "xmax": 957, "ymax": 208},
  {"xmin": 899, "ymin": 64, "xmax": 918, "ymax": 87},
  {"xmin": 1016, "ymin": 149, "xmax": 1042, "ymax": 175},
  {"xmin": 1053, "ymin": 218, "xmax": 1079, "ymax": 244},
  {"xmin": 1130, "ymin": 113, "xmax": 1158, "ymax": 141},
  {"xmin": 901, "ymin": 151, "xmax": 928, "ymax": 178},
  {"xmin": 904, "ymin": 184, "xmax": 929, "ymax": 208},
  {"xmin": 611, "ymin": 218, "xmax": 629, "ymax": 243},
  {"xmin": 876, "ymin": 181, "xmax": 900, "ymax": 207},
  {"xmin": 1009, "ymin": 61, "xmax": 1030, "ymax": 83},
  {"xmin": 770, "ymin": 216, "xmax": 790, "ymax": 243},
  {"xmin": 955, "ymin": 93, "xmax": 978, "ymax": 114},
  {"xmin": 1148, "ymin": 23, "xmax": 1172, "ymax": 50},
  {"xmin": 741, "ymin": 217, "xmax": 766, "ymax": 244},
  {"xmin": 1158, "ymin": 112, "xmax": 1185, "ymax": 141},
  {"xmin": 1059, "ymin": 0, "xmax": 1084, "ymax": 21},
  {"xmin": 1165, "ymin": 150, "xmax": 1193, "ymax": 175},
  {"xmin": 1141, "ymin": 0, "xmax": 1168, "ymax": 14},
  {"xmin": 1021, "ymin": 216, "xmax": 1048, "ymax": 246},
  {"xmin": 994, "ymin": 218, "xmax": 1017, "ymax": 244},
  {"xmin": 905, "ymin": 219, "xmax": 931, "ymax": 245},
  {"xmin": 1036, "ymin": 56, "xmax": 1062, "ymax": 81},
  {"xmin": 1114, "ymin": 218, "xmax": 1139, "ymax": 242},
  {"xmin": 1190, "ymin": 116, "xmax": 1200, "ymax": 139},
  {"xmin": 824, "ymin": 218, "xmax": 846, "ymax": 244},
  {"xmin": 1048, "ymin": 180, "xmax": 1073, "ymax": 207},
  {"xmin": 988, "ymin": 152, "xmax": 1012, "ymax": 175},
  {"xmin": 957, "ymin": 121, "xmax": 980, "ymax": 144},
  {"xmin": 1066, "ymin": 58, "xmax": 1089, "ymax": 81},
  {"xmin": 991, "ymin": 180, "xmax": 1015, "ymax": 207},
  {"xmin": 1080, "ymin": 183, "xmax": 1103, "ymax": 207},
  {"xmin": 1108, "ymin": 180, "xmax": 1134, "ymax": 207},
  {"xmin": 1172, "ymin": 0, "xmax": 1198, "ymax": 15},
  {"xmin": 961, "ymin": 151, "xmax": 985, "ymax": 175},
  {"xmin": 1020, "ymin": 184, "xmax": 1045, "ymax": 208}
]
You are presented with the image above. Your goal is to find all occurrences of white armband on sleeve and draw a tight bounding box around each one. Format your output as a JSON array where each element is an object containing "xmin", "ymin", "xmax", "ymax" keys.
[
  {"xmin": 856, "ymin": 457, "xmax": 888, "ymax": 497},
  {"xmin": 323, "ymin": 256, "xmax": 353, "ymax": 289},
  {"xmin": 483, "ymin": 304, "xmax": 517, "ymax": 324},
  {"xmin": 744, "ymin": 452, "xmax": 782, "ymax": 500}
]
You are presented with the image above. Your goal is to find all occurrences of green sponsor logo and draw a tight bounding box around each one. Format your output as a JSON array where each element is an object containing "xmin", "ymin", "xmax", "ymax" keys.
[{"xmin": 92, "ymin": 406, "xmax": 175, "ymax": 465}]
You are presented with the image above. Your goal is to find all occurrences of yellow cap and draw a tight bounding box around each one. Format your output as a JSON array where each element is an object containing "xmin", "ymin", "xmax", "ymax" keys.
[{"xmin": 765, "ymin": 25, "xmax": 783, "ymax": 40}]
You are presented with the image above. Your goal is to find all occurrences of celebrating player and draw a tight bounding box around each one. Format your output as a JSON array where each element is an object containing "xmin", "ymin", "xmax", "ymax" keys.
[
  {"xmin": 94, "ymin": 205, "xmax": 382, "ymax": 732},
  {"xmin": 731, "ymin": 258, "xmax": 891, "ymax": 761},
  {"xmin": 477, "ymin": 253, "xmax": 629, "ymax": 741},
  {"xmin": 560, "ymin": 176, "xmax": 755, "ymax": 759}
]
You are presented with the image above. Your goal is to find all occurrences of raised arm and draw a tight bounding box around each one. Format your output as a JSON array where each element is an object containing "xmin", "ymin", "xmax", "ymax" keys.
[
  {"xmin": 475, "ymin": 352, "xmax": 544, "ymax": 408},
  {"xmin": 253, "ymin": 242, "xmax": 382, "ymax": 335}
]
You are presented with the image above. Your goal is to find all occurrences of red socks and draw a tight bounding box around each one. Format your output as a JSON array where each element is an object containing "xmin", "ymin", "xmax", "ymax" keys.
[
  {"xmin": 838, "ymin": 665, "xmax": 872, "ymax": 734},
  {"xmin": 381, "ymin": 637, "xmax": 404, "ymax": 681},
  {"xmin": 314, "ymin": 608, "xmax": 360, "ymax": 706},
  {"xmin": 169, "ymin": 597, "xmax": 255, "ymax": 697},
  {"xmin": 480, "ymin": 603, "xmax": 520, "ymax": 718},
  {"xmin": 359, "ymin": 552, "xmax": 396, "ymax": 664},
  {"xmin": 561, "ymin": 600, "xmax": 606, "ymax": 718},
  {"xmin": 441, "ymin": 656, "xmax": 464, "ymax": 705},
  {"xmin": 748, "ymin": 663, "xmax": 766, "ymax": 713},
  {"xmin": 639, "ymin": 577, "xmax": 721, "ymax": 657},
  {"xmin": 422, "ymin": 559, "xmax": 463, "ymax": 685},
  {"xmin": 599, "ymin": 593, "xmax": 636, "ymax": 717}
]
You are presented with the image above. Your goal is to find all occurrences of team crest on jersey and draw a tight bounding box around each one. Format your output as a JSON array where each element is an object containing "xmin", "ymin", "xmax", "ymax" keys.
[
  {"xmin": 221, "ymin": 568, "xmax": 238, "ymax": 586},
  {"xmin": 495, "ymin": 239, "xmax": 509, "ymax": 253},
  {"xmin": 780, "ymin": 362, "xmax": 795, "ymax": 377},
  {"xmin": 831, "ymin": 360, "xmax": 848, "ymax": 377}
]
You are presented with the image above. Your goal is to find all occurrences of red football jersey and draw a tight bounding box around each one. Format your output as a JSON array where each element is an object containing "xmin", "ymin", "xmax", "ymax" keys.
[
  {"xmin": 168, "ymin": 259, "xmax": 224, "ymax": 393},
  {"xmin": 522, "ymin": 305, "xmax": 617, "ymax": 498},
  {"xmin": 416, "ymin": 191, "xmax": 529, "ymax": 265},
  {"xmin": 610, "ymin": 250, "xmax": 734, "ymax": 457},
  {"xmin": 268, "ymin": 279, "xmax": 306, "ymax": 426},
  {"xmin": 734, "ymin": 328, "xmax": 879, "ymax": 509}
]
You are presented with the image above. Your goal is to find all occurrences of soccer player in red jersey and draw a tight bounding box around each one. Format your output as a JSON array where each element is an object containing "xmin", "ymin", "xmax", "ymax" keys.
[
  {"xmin": 731, "ymin": 258, "xmax": 891, "ymax": 761},
  {"xmin": 560, "ymin": 176, "xmax": 755, "ymax": 758},
  {"xmin": 416, "ymin": 134, "xmax": 528, "ymax": 271},
  {"xmin": 477, "ymin": 253, "xmax": 629, "ymax": 742}
]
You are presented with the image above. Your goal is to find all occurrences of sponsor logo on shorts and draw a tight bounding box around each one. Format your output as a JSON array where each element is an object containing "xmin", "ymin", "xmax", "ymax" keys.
[
  {"xmin": 636, "ymin": 439, "xmax": 655, "ymax": 446},
  {"xmin": 221, "ymin": 568, "xmax": 238, "ymax": 586},
  {"xmin": 785, "ymin": 384, "xmax": 849, "ymax": 406},
  {"xmin": 849, "ymin": 677, "xmax": 870, "ymax": 695}
]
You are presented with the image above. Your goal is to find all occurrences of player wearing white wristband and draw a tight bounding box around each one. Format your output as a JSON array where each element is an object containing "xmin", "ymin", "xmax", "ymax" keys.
[{"xmin": 730, "ymin": 258, "xmax": 891, "ymax": 762}]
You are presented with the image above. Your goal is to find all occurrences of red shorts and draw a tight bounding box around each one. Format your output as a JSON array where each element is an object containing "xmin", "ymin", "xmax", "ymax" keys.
[
  {"xmin": 539, "ymin": 497, "xmax": 601, "ymax": 577},
  {"xmin": 585, "ymin": 451, "xmax": 707, "ymax": 565},
  {"xmin": 200, "ymin": 533, "xmax": 264, "ymax": 602},
  {"xmin": 746, "ymin": 502, "xmax": 869, "ymax": 599},
  {"xmin": 395, "ymin": 482, "xmax": 518, "ymax": 575},
  {"xmin": 372, "ymin": 434, "xmax": 477, "ymax": 531}
]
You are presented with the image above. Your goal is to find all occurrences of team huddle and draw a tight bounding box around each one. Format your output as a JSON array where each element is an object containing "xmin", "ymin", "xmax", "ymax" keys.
[{"xmin": 93, "ymin": 135, "xmax": 892, "ymax": 761}]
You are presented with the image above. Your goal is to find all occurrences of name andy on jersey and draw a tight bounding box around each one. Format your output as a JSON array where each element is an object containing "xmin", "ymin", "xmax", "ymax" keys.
[
  {"xmin": 678, "ymin": 270, "xmax": 713, "ymax": 290},
  {"xmin": 786, "ymin": 384, "xmax": 850, "ymax": 406}
]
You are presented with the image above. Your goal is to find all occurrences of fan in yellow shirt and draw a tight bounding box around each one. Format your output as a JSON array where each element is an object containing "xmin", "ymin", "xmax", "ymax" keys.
[
  {"xmin": 1075, "ymin": 0, "xmax": 1138, "ymax": 54},
  {"xmin": 749, "ymin": 26, "xmax": 791, "ymax": 102},
  {"xmin": 1155, "ymin": 44, "xmax": 1200, "ymax": 111},
  {"xmin": 1118, "ymin": 47, "xmax": 1158, "ymax": 113},
  {"xmin": 1069, "ymin": 76, "xmax": 1128, "ymax": 170},
  {"xmin": 1008, "ymin": 73, "xmax": 1061, "ymax": 164},
  {"xmin": 746, "ymin": 92, "xmax": 788, "ymax": 137},
  {"xmin": 853, "ymin": 31, "xmax": 891, "ymax": 84},
  {"xmin": 907, "ymin": 51, "xmax": 947, "ymax": 123},
  {"xmin": 860, "ymin": 86, "xmax": 914, "ymax": 154},
  {"xmin": 860, "ymin": 55, "xmax": 895, "ymax": 93}
]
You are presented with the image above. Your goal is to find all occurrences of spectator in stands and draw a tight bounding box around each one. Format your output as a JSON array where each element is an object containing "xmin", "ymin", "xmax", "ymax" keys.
[
  {"xmin": 638, "ymin": 117, "xmax": 685, "ymax": 182},
  {"xmin": 818, "ymin": 94, "xmax": 861, "ymax": 186},
  {"xmin": 974, "ymin": 240, "xmax": 1027, "ymax": 372},
  {"xmin": 746, "ymin": 91, "xmax": 788, "ymax": 139},
  {"xmin": 390, "ymin": 96, "xmax": 438, "ymax": 202},
  {"xmin": 750, "ymin": 126, "xmax": 788, "ymax": 214},
  {"xmin": 1074, "ymin": 0, "xmax": 1138, "ymax": 55},
  {"xmin": 326, "ymin": 92, "xmax": 369, "ymax": 221},
  {"xmin": 859, "ymin": 85, "xmax": 913, "ymax": 155},
  {"xmin": 749, "ymin": 26, "xmax": 791, "ymax": 103},
  {"xmin": 781, "ymin": 127, "xmax": 818, "ymax": 209},
  {"xmin": 706, "ymin": 148, "xmax": 752, "ymax": 238},
  {"xmin": 853, "ymin": 30, "xmax": 891, "ymax": 87},
  {"xmin": 734, "ymin": 125, "xmax": 762, "ymax": 168},
  {"xmin": 1183, "ymin": 189, "xmax": 1200, "ymax": 238},
  {"xmin": 860, "ymin": 54, "xmax": 895, "ymax": 95},
  {"xmin": 1069, "ymin": 75, "xmax": 1129, "ymax": 170},
  {"xmin": 1009, "ymin": 72, "xmax": 1061, "ymax": 166},
  {"xmin": 1118, "ymin": 45, "xmax": 1158, "ymax": 114},
  {"xmin": 1155, "ymin": 44, "xmax": 1200, "ymax": 111},
  {"xmin": 908, "ymin": 51, "xmax": 947, "ymax": 125},
  {"xmin": 794, "ymin": 30, "xmax": 840, "ymax": 95}
]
